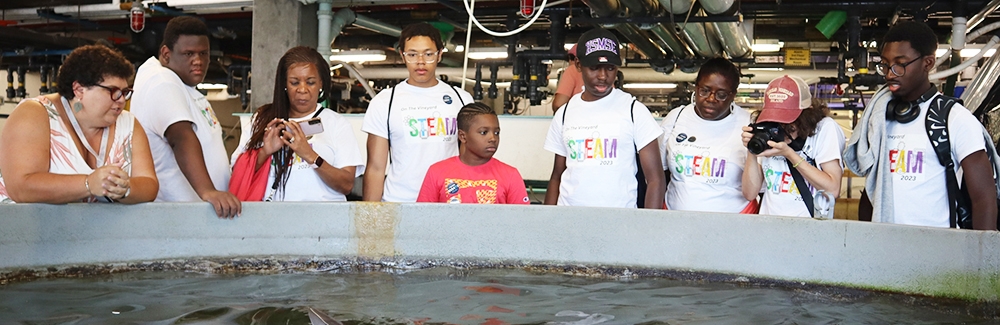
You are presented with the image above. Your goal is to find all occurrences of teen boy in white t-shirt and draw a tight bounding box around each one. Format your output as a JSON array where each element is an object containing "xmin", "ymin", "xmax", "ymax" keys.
[
  {"xmin": 544, "ymin": 28, "xmax": 665, "ymax": 209},
  {"xmin": 844, "ymin": 21, "xmax": 997, "ymax": 230},
  {"xmin": 362, "ymin": 23, "xmax": 474, "ymax": 202},
  {"xmin": 131, "ymin": 16, "xmax": 240, "ymax": 218}
]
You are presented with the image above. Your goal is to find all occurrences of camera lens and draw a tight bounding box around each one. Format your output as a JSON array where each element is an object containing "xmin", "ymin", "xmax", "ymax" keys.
[{"xmin": 747, "ymin": 132, "xmax": 771, "ymax": 155}]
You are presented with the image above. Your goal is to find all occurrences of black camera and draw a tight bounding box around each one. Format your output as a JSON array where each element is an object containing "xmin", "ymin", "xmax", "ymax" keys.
[{"xmin": 747, "ymin": 122, "xmax": 786, "ymax": 155}]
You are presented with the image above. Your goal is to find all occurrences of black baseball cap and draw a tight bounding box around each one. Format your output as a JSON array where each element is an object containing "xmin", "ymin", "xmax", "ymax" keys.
[{"xmin": 575, "ymin": 28, "xmax": 622, "ymax": 67}]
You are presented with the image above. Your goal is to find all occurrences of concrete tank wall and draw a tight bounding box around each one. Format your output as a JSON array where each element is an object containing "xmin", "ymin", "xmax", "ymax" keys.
[{"xmin": 1, "ymin": 202, "xmax": 998, "ymax": 301}]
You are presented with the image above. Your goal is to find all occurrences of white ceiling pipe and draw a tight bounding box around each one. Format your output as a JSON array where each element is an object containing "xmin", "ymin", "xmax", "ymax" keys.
[
  {"xmin": 930, "ymin": 35, "xmax": 1000, "ymax": 80},
  {"xmin": 353, "ymin": 66, "xmax": 837, "ymax": 83}
]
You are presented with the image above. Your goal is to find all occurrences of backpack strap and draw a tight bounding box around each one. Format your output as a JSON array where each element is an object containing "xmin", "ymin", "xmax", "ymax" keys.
[
  {"xmin": 450, "ymin": 84, "xmax": 466, "ymax": 106},
  {"xmin": 924, "ymin": 93, "xmax": 963, "ymax": 228},
  {"xmin": 785, "ymin": 158, "xmax": 815, "ymax": 217},
  {"xmin": 386, "ymin": 83, "xmax": 398, "ymax": 164}
]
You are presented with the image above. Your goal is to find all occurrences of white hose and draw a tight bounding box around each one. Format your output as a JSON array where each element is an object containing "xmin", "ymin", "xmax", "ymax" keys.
[
  {"xmin": 934, "ymin": 21, "xmax": 1000, "ymax": 70},
  {"xmin": 460, "ymin": 0, "xmax": 549, "ymax": 90},
  {"xmin": 930, "ymin": 35, "xmax": 1000, "ymax": 80},
  {"xmin": 463, "ymin": 0, "xmax": 548, "ymax": 37}
]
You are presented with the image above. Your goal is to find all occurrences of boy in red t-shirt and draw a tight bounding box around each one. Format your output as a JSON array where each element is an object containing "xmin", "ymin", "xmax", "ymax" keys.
[{"xmin": 417, "ymin": 103, "xmax": 530, "ymax": 204}]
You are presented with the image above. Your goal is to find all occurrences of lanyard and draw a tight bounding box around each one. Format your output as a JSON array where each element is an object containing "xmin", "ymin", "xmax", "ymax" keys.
[{"xmin": 61, "ymin": 96, "xmax": 109, "ymax": 167}]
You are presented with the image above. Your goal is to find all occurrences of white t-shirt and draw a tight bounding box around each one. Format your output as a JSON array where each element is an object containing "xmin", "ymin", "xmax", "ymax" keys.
[
  {"xmin": 758, "ymin": 117, "xmax": 845, "ymax": 217},
  {"xmin": 659, "ymin": 103, "xmax": 751, "ymax": 212},
  {"xmin": 131, "ymin": 57, "xmax": 231, "ymax": 202},
  {"xmin": 361, "ymin": 80, "xmax": 474, "ymax": 202},
  {"xmin": 885, "ymin": 97, "xmax": 985, "ymax": 227},
  {"xmin": 231, "ymin": 105, "xmax": 366, "ymax": 201},
  {"xmin": 544, "ymin": 88, "xmax": 664, "ymax": 208}
]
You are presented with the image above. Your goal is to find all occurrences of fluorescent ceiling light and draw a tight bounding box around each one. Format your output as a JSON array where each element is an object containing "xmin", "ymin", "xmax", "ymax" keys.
[
  {"xmin": 329, "ymin": 50, "xmax": 386, "ymax": 63},
  {"xmin": 467, "ymin": 47, "xmax": 508, "ymax": 59},
  {"xmin": 751, "ymin": 40, "xmax": 783, "ymax": 53},
  {"xmin": 961, "ymin": 48, "xmax": 996, "ymax": 57},
  {"xmin": 564, "ymin": 43, "xmax": 574, "ymax": 50},
  {"xmin": 936, "ymin": 46, "xmax": 997, "ymax": 58},
  {"xmin": 622, "ymin": 83, "xmax": 677, "ymax": 89},
  {"xmin": 196, "ymin": 83, "xmax": 228, "ymax": 90},
  {"xmin": 748, "ymin": 67, "xmax": 784, "ymax": 71},
  {"xmin": 454, "ymin": 45, "xmax": 465, "ymax": 52},
  {"xmin": 739, "ymin": 83, "xmax": 768, "ymax": 90}
]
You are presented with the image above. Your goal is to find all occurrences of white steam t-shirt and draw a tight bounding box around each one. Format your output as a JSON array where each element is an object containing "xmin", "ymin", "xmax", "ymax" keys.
[
  {"xmin": 544, "ymin": 88, "xmax": 663, "ymax": 208},
  {"xmin": 131, "ymin": 57, "xmax": 231, "ymax": 202},
  {"xmin": 757, "ymin": 117, "xmax": 845, "ymax": 217},
  {"xmin": 361, "ymin": 80, "xmax": 474, "ymax": 202},
  {"xmin": 885, "ymin": 97, "xmax": 985, "ymax": 227},
  {"xmin": 659, "ymin": 103, "xmax": 751, "ymax": 212}
]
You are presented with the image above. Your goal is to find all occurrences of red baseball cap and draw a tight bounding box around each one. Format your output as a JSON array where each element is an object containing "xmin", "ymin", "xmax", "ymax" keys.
[{"xmin": 756, "ymin": 75, "xmax": 811, "ymax": 124}]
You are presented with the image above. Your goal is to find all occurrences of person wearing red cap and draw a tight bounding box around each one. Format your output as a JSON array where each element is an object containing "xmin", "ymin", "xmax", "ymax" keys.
[
  {"xmin": 741, "ymin": 75, "xmax": 845, "ymax": 217},
  {"xmin": 544, "ymin": 28, "xmax": 665, "ymax": 209},
  {"xmin": 552, "ymin": 44, "xmax": 584, "ymax": 112}
]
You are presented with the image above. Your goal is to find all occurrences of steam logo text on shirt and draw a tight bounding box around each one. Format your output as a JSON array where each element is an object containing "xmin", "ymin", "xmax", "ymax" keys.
[
  {"xmin": 762, "ymin": 163, "xmax": 809, "ymax": 197},
  {"xmin": 888, "ymin": 148, "xmax": 925, "ymax": 182},
  {"xmin": 404, "ymin": 113, "xmax": 457, "ymax": 139},
  {"xmin": 673, "ymin": 153, "xmax": 726, "ymax": 182},
  {"xmin": 564, "ymin": 123, "xmax": 622, "ymax": 166}
]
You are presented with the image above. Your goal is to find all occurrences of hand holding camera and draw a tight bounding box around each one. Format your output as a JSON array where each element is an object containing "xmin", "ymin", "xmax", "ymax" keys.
[{"xmin": 742, "ymin": 122, "xmax": 792, "ymax": 157}]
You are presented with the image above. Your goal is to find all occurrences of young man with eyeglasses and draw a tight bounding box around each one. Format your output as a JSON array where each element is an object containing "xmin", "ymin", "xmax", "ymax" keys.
[
  {"xmin": 361, "ymin": 22, "xmax": 474, "ymax": 202},
  {"xmin": 658, "ymin": 58, "xmax": 755, "ymax": 213},
  {"xmin": 131, "ymin": 16, "xmax": 241, "ymax": 218},
  {"xmin": 543, "ymin": 28, "xmax": 665, "ymax": 208},
  {"xmin": 844, "ymin": 21, "xmax": 997, "ymax": 230}
]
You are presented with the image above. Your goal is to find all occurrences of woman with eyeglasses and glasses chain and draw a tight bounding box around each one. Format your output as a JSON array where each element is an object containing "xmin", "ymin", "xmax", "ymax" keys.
[
  {"xmin": 658, "ymin": 58, "xmax": 755, "ymax": 212},
  {"xmin": 230, "ymin": 46, "xmax": 365, "ymax": 201},
  {"xmin": 361, "ymin": 22, "xmax": 473, "ymax": 202},
  {"xmin": 0, "ymin": 45, "xmax": 158, "ymax": 203}
]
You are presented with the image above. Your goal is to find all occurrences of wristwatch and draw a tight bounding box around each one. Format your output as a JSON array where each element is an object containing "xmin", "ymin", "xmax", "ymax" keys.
[{"xmin": 309, "ymin": 156, "xmax": 325, "ymax": 169}]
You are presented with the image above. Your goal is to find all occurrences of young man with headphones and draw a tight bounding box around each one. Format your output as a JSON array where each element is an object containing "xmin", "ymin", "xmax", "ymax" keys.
[{"xmin": 845, "ymin": 21, "xmax": 997, "ymax": 230}]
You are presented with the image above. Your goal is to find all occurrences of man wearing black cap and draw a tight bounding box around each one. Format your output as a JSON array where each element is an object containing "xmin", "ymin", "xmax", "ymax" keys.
[{"xmin": 542, "ymin": 28, "xmax": 665, "ymax": 209}]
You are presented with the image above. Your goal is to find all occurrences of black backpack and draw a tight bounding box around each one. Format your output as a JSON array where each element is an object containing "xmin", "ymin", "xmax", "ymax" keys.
[
  {"xmin": 923, "ymin": 94, "xmax": 1000, "ymax": 229},
  {"xmin": 561, "ymin": 98, "xmax": 648, "ymax": 207}
]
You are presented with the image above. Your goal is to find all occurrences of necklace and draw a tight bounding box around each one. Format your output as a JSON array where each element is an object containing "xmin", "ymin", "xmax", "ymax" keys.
[{"xmin": 60, "ymin": 96, "xmax": 109, "ymax": 166}]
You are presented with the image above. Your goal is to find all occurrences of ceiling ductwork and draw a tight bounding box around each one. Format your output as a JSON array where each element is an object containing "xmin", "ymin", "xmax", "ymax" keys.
[{"xmin": 701, "ymin": 0, "xmax": 752, "ymax": 58}]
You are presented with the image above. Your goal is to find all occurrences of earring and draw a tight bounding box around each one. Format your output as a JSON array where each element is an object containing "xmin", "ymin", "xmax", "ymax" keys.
[{"xmin": 318, "ymin": 89, "xmax": 325, "ymax": 99}]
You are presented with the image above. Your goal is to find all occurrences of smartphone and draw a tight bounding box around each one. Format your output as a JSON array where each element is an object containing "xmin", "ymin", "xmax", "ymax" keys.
[{"xmin": 298, "ymin": 118, "xmax": 324, "ymax": 136}]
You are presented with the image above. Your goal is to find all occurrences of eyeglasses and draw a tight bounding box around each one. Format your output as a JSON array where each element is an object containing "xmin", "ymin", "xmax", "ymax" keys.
[
  {"xmin": 402, "ymin": 51, "xmax": 439, "ymax": 63},
  {"xmin": 876, "ymin": 56, "xmax": 923, "ymax": 77},
  {"xmin": 93, "ymin": 84, "xmax": 133, "ymax": 101},
  {"xmin": 696, "ymin": 87, "xmax": 732, "ymax": 101}
]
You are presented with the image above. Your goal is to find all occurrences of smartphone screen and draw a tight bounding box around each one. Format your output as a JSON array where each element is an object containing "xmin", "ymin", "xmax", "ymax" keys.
[{"xmin": 299, "ymin": 118, "xmax": 324, "ymax": 136}]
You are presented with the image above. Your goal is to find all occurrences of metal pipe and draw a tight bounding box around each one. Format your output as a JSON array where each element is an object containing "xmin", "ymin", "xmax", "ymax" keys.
[
  {"xmin": 649, "ymin": 24, "xmax": 694, "ymax": 59},
  {"xmin": 930, "ymin": 35, "xmax": 1000, "ymax": 80},
  {"xmin": 316, "ymin": 0, "xmax": 334, "ymax": 58},
  {"xmin": 6, "ymin": 66, "xmax": 15, "ymax": 99},
  {"xmin": 659, "ymin": 0, "xmax": 692, "ymax": 14},
  {"xmin": 960, "ymin": 44, "xmax": 1000, "ymax": 113},
  {"xmin": 619, "ymin": 0, "xmax": 660, "ymax": 16},
  {"xmin": 580, "ymin": 0, "xmax": 621, "ymax": 18},
  {"xmin": 967, "ymin": 0, "xmax": 1000, "ymax": 34},
  {"xmin": 328, "ymin": 8, "xmax": 356, "ymax": 51},
  {"xmin": 473, "ymin": 62, "xmax": 484, "ymax": 100},
  {"xmin": 700, "ymin": 0, "xmax": 752, "ymax": 58},
  {"xmin": 354, "ymin": 14, "xmax": 402, "ymax": 37},
  {"xmin": 549, "ymin": 10, "xmax": 569, "ymax": 56},
  {"xmin": 616, "ymin": 23, "xmax": 667, "ymax": 59},
  {"xmin": 16, "ymin": 66, "xmax": 26, "ymax": 98},
  {"xmin": 488, "ymin": 63, "xmax": 499, "ymax": 99},
  {"xmin": 39, "ymin": 65, "xmax": 49, "ymax": 94}
]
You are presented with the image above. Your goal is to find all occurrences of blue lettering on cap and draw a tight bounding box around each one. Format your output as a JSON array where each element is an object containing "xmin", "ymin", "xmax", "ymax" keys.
[
  {"xmin": 443, "ymin": 94, "xmax": 453, "ymax": 104},
  {"xmin": 676, "ymin": 133, "xmax": 688, "ymax": 142}
]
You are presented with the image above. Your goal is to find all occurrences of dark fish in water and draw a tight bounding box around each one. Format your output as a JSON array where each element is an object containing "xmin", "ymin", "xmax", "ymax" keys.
[{"xmin": 307, "ymin": 307, "xmax": 344, "ymax": 325}]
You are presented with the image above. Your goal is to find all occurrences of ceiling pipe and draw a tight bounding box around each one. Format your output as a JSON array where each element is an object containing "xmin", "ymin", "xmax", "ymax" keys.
[
  {"xmin": 676, "ymin": 10, "xmax": 725, "ymax": 58},
  {"xmin": 324, "ymin": 7, "xmax": 402, "ymax": 57},
  {"xmin": 700, "ymin": 0, "xmax": 752, "ymax": 58},
  {"xmin": 961, "ymin": 45, "xmax": 1000, "ymax": 115},
  {"xmin": 966, "ymin": 0, "xmax": 1000, "ymax": 34}
]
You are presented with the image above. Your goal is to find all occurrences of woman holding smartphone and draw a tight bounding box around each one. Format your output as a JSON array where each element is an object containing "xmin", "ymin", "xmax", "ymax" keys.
[{"xmin": 230, "ymin": 46, "xmax": 365, "ymax": 201}]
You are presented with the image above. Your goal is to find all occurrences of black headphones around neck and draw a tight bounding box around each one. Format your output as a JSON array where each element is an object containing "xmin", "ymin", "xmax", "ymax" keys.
[{"xmin": 885, "ymin": 84, "xmax": 938, "ymax": 124}]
